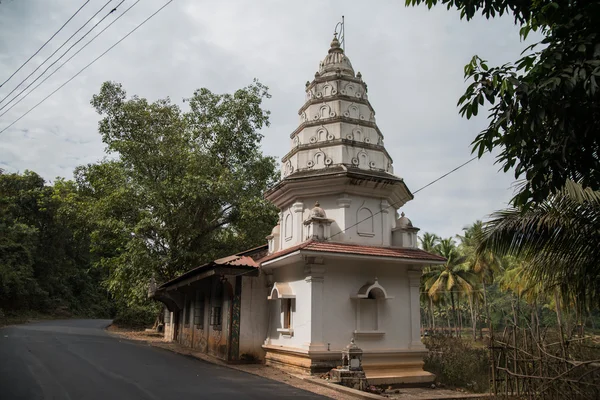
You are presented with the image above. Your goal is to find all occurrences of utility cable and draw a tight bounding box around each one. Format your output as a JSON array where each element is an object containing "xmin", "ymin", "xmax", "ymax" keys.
[
  {"xmin": 226, "ymin": 156, "xmax": 479, "ymax": 278},
  {"xmin": 0, "ymin": 0, "xmax": 142, "ymax": 120},
  {"xmin": 0, "ymin": 0, "xmax": 174, "ymax": 136},
  {"xmin": 327, "ymin": 155, "xmax": 480, "ymax": 240},
  {"xmin": 0, "ymin": 1, "xmax": 91, "ymax": 88},
  {"xmin": 0, "ymin": 0, "xmax": 115, "ymax": 107},
  {"xmin": 0, "ymin": 0, "xmax": 125, "ymax": 113}
]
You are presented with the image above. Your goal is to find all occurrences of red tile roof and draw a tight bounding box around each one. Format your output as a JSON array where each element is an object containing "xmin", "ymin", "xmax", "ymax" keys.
[{"xmin": 259, "ymin": 240, "xmax": 447, "ymax": 264}]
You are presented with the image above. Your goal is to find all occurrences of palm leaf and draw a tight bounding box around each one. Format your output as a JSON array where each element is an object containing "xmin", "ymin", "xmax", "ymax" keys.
[{"xmin": 478, "ymin": 180, "xmax": 600, "ymax": 305}]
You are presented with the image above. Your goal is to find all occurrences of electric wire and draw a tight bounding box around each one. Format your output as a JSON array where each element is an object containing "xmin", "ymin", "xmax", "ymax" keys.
[
  {"xmin": 327, "ymin": 155, "xmax": 480, "ymax": 239},
  {"xmin": 0, "ymin": 0, "xmax": 174, "ymax": 136},
  {"xmin": 0, "ymin": 0, "xmax": 125, "ymax": 112},
  {"xmin": 0, "ymin": 0, "xmax": 143, "ymax": 120},
  {"xmin": 227, "ymin": 155, "xmax": 480, "ymax": 280},
  {"xmin": 0, "ymin": 0, "xmax": 115, "ymax": 107},
  {"xmin": 0, "ymin": 1, "xmax": 91, "ymax": 89}
]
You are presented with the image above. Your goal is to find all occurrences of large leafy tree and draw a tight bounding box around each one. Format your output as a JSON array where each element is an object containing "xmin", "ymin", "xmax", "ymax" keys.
[
  {"xmin": 88, "ymin": 81, "xmax": 279, "ymax": 305},
  {"xmin": 406, "ymin": 0, "xmax": 600, "ymax": 207}
]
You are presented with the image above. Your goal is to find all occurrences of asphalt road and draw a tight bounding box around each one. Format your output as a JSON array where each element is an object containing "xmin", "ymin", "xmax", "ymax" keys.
[{"xmin": 0, "ymin": 319, "xmax": 326, "ymax": 400}]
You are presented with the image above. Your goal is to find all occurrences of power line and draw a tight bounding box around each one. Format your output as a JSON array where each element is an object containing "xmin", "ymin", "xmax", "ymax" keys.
[
  {"xmin": 0, "ymin": 1, "xmax": 91, "ymax": 89},
  {"xmin": 0, "ymin": 0, "xmax": 133, "ymax": 117},
  {"xmin": 0, "ymin": 0, "xmax": 174, "ymax": 136},
  {"xmin": 0, "ymin": 0, "xmax": 115, "ymax": 107},
  {"xmin": 328, "ymin": 155, "xmax": 480, "ymax": 240}
]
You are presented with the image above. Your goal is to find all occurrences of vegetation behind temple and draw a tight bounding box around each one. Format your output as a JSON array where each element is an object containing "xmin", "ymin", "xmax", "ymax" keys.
[{"xmin": 0, "ymin": 81, "xmax": 279, "ymax": 325}]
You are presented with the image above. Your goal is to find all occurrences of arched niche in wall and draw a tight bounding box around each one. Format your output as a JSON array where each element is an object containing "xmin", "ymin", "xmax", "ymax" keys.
[
  {"xmin": 349, "ymin": 127, "xmax": 362, "ymax": 141},
  {"xmin": 357, "ymin": 151, "xmax": 369, "ymax": 169},
  {"xmin": 344, "ymin": 104, "xmax": 360, "ymax": 119},
  {"xmin": 356, "ymin": 204, "xmax": 375, "ymax": 237},
  {"xmin": 341, "ymin": 82, "xmax": 357, "ymax": 97},
  {"xmin": 284, "ymin": 213, "xmax": 293, "ymax": 241},
  {"xmin": 314, "ymin": 151, "xmax": 326, "ymax": 168},
  {"xmin": 315, "ymin": 104, "xmax": 335, "ymax": 120},
  {"xmin": 322, "ymin": 83, "xmax": 337, "ymax": 97},
  {"xmin": 351, "ymin": 278, "xmax": 392, "ymax": 336}
]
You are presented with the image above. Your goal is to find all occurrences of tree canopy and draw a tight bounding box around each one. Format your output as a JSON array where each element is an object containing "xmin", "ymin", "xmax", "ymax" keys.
[
  {"xmin": 1, "ymin": 81, "xmax": 279, "ymax": 324},
  {"xmin": 407, "ymin": 0, "xmax": 600, "ymax": 207},
  {"xmin": 87, "ymin": 80, "xmax": 278, "ymax": 305}
]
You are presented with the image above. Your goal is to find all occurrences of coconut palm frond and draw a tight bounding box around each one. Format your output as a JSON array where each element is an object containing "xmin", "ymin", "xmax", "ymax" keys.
[{"xmin": 479, "ymin": 180, "xmax": 600, "ymax": 304}]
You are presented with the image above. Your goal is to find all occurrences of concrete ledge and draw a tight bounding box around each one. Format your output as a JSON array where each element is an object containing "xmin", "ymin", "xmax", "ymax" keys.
[{"xmin": 295, "ymin": 375, "xmax": 386, "ymax": 400}]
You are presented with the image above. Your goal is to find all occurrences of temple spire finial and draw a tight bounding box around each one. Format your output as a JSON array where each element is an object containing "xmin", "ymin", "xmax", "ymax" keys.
[{"xmin": 333, "ymin": 15, "xmax": 345, "ymax": 52}]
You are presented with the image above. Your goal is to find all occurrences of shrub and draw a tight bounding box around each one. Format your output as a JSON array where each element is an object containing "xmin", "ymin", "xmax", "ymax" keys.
[
  {"xmin": 112, "ymin": 305, "xmax": 157, "ymax": 329},
  {"xmin": 423, "ymin": 336, "xmax": 489, "ymax": 392}
]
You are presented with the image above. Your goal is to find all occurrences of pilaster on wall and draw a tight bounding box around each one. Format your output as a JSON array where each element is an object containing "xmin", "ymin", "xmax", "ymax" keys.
[
  {"xmin": 381, "ymin": 200, "xmax": 391, "ymax": 246},
  {"xmin": 407, "ymin": 270, "xmax": 425, "ymax": 350},
  {"xmin": 304, "ymin": 256, "xmax": 326, "ymax": 352},
  {"xmin": 293, "ymin": 201, "xmax": 304, "ymax": 246}
]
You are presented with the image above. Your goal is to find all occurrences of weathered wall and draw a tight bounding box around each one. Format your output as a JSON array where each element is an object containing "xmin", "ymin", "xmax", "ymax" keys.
[{"xmin": 239, "ymin": 273, "xmax": 269, "ymax": 360}]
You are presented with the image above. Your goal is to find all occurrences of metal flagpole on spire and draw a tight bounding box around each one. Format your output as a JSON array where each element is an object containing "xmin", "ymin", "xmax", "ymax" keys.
[{"xmin": 334, "ymin": 15, "xmax": 345, "ymax": 52}]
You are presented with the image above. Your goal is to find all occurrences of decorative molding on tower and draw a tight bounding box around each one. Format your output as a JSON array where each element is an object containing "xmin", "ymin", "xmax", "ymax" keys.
[{"xmin": 264, "ymin": 34, "xmax": 415, "ymax": 249}]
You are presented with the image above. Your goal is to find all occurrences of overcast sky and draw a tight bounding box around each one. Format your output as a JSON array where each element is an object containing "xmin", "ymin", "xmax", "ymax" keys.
[{"xmin": 0, "ymin": 0, "xmax": 536, "ymax": 239}]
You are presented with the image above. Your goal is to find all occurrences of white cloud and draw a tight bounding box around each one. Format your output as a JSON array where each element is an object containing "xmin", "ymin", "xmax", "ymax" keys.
[{"xmin": 0, "ymin": 0, "xmax": 536, "ymax": 238}]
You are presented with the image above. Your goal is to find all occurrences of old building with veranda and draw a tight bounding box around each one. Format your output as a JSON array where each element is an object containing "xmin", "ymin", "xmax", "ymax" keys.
[{"xmin": 150, "ymin": 33, "xmax": 445, "ymax": 384}]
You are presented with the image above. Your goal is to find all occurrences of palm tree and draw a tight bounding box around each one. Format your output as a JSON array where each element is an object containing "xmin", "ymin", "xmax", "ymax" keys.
[
  {"xmin": 419, "ymin": 232, "xmax": 440, "ymax": 253},
  {"xmin": 419, "ymin": 232, "xmax": 440, "ymax": 332},
  {"xmin": 478, "ymin": 180, "xmax": 600, "ymax": 308},
  {"xmin": 423, "ymin": 237, "xmax": 478, "ymax": 337},
  {"xmin": 458, "ymin": 221, "xmax": 502, "ymax": 339}
]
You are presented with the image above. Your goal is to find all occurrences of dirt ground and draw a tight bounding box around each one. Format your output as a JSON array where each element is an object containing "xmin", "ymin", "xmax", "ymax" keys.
[{"xmin": 107, "ymin": 326, "xmax": 490, "ymax": 400}]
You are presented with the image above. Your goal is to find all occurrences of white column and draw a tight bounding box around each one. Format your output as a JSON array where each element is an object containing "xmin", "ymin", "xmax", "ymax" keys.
[
  {"xmin": 380, "ymin": 200, "xmax": 390, "ymax": 246},
  {"xmin": 293, "ymin": 201, "xmax": 304, "ymax": 243},
  {"xmin": 408, "ymin": 269, "xmax": 425, "ymax": 349},
  {"xmin": 337, "ymin": 194, "xmax": 352, "ymax": 235},
  {"xmin": 304, "ymin": 257, "xmax": 326, "ymax": 351}
]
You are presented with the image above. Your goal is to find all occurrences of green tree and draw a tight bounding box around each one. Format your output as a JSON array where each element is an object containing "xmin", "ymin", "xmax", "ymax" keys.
[
  {"xmin": 423, "ymin": 237, "xmax": 478, "ymax": 336},
  {"xmin": 458, "ymin": 221, "xmax": 502, "ymax": 338},
  {"xmin": 406, "ymin": 0, "xmax": 600, "ymax": 207},
  {"xmin": 88, "ymin": 81, "xmax": 279, "ymax": 306},
  {"xmin": 0, "ymin": 171, "xmax": 111, "ymax": 317},
  {"xmin": 419, "ymin": 232, "xmax": 440, "ymax": 330},
  {"xmin": 478, "ymin": 180, "xmax": 600, "ymax": 308}
]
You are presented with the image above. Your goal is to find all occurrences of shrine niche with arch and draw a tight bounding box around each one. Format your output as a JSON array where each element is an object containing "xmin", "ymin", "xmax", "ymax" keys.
[
  {"xmin": 356, "ymin": 202, "xmax": 375, "ymax": 237},
  {"xmin": 284, "ymin": 213, "xmax": 293, "ymax": 241},
  {"xmin": 351, "ymin": 278, "xmax": 392, "ymax": 336},
  {"xmin": 357, "ymin": 150, "xmax": 369, "ymax": 169},
  {"xmin": 313, "ymin": 151, "xmax": 326, "ymax": 168},
  {"xmin": 341, "ymin": 82, "xmax": 358, "ymax": 97},
  {"xmin": 319, "ymin": 82, "xmax": 337, "ymax": 97},
  {"xmin": 310, "ymin": 127, "xmax": 333, "ymax": 144},
  {"xmin": 344, "ymin": 104, "xmax": 364, "ymax": 120},
  {"xmin": 347, "ymin": 126, "xmax": 362, "ymax": 141},
  {"xmin": 283, "ymin": 161, "xmax": 294, "ymax": 176},
  {"xmin": 315, "ymin": 104, "xmax": 335, "ymax": 120}
]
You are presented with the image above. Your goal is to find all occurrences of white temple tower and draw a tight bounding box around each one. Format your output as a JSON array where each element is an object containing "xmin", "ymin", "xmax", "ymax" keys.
[{"xmin": 260, "ymin": 34, "xmax": 445, "ymax": 384}]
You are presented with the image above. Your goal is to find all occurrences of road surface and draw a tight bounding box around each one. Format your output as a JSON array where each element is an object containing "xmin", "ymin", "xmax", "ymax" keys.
[{"xmin": 0, "ymin": 319, "xmax": 326, "ymax": 400}]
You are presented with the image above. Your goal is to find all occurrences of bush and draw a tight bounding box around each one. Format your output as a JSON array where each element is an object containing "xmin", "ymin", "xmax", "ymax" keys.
[
  {"xmin": 423, "ymin": 336, "xmax": 489, "ymax": 392},
  {"xmin": 112, "ymin": 305, "xmax": 158, "ymax": 329}
]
